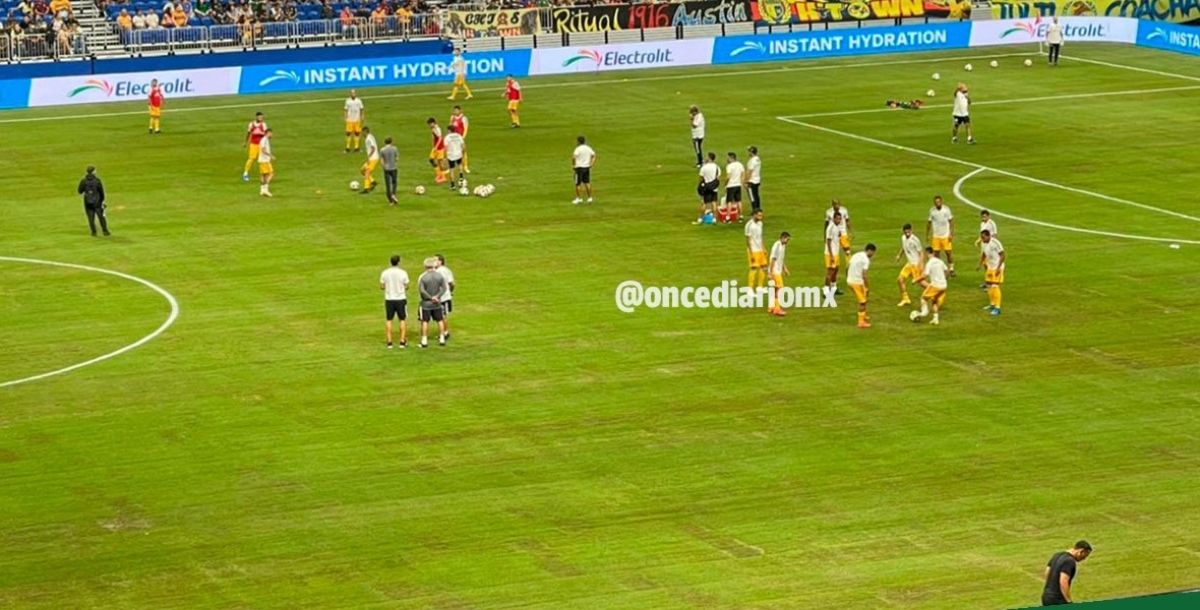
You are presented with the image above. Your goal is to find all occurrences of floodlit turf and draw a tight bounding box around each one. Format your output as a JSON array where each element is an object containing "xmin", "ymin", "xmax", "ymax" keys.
[{"xmin": 2, "ymin": 42, "xmax": 1199, "ymax": 609}]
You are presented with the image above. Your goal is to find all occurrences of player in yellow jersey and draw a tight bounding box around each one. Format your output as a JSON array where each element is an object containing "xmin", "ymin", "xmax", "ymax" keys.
[
  {"xmin": 344, "ymin": 89, "xmax": 365, "ymax": 153},
  {"xmin": 895, "ymin": 223, "xmax": 924, "ymax": 307},
  {"xmin": 447, "ymin": 49, "xmax": 473, "ymax": 100},
  {"xmin": 912, "ymin": 247, "xmax": 948, "ymax": 325},
  {"xmin": 846, "ymin": 244, "xmax": 876, "ymax": 329},
  {"xmin": 978, "ymin": 229, "xmax": 1005, "ymax": 316},
  {"xmin": 744, "ymin": 209, "xmax": 766, "ymax": 289},
  {"xmin": 360, "ymin": 126, "xmax": 379, "ymax": 194}
]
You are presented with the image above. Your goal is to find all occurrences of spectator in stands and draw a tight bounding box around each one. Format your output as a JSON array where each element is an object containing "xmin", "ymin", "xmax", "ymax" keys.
[
  {"xmin": 370, "ymin": 2, "xmax": 388, "ymax": 30},
  {"xmin": 132, "ymin": 8, "xmax": 146, "ymax": 28},
  {"xmin": 319, "ymin": 0, "xmax": 332, "ymax": 20},
  {"xmin": 284, "ymin": 0, "xmax": 297, "ymax": 21},
  {"xmin": 162, "ymin": 4, "xmax": 176, "ymax": 27},
  {"xmin": 56, "ymin": 16, "xmax": 75, "ymax": 54},
  {"xmin": 396, "ymin": 2, "xmax": 411, "ymax": 33},
  {"xmin": 267, "ymin": 2, "xmax": 283, "ymax": 22},
  {"xmin": 339, "ymin": 4, "xmax": 356, "ymax": 36},
  {"xmin": 117, "ymin": 8, "xmax": 132, "ymax": 30},
  {"xmin": 49, "ymin": 0, "xmax": 70, "ymax": 18},
  {"xmin": 181, "ymin": 0, "xmax": 193, "ymax": 18},
  {"xmin": 145, "ymin": 8, "xmax": 160, "ymax": 28},
  {"xmin": 16, "ymin": 0, "xmax": 34, "ymax": 20},
  {"xmin": 194, "ymin": 0, "xmax": 210, "ymax": 19},
  {"xmin": 33, "ymin": 0, "xmax": 49, "ymax": 20}
]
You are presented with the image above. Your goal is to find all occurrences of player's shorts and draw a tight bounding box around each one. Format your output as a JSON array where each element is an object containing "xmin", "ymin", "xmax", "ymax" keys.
[
  {"xmin": 839, "ymin": 233, "xmax": 851, "ymax": 250},
  {"xmin": 345, "ymin": 120, "xmax": 362, "ymax": 134},
  {"xmin": 429, "ymin": 148, "xmax": 446, "ymax": 161},
  {"xmin": 258, "ymin": 162, "xmax": 273, "ymax": 175},
  {"xmin": 849, "ymin": 283, "xmax": 868, "ymax": 304},
  {"xmin": 248, "ymin": 142, "xmax": 261, "ymax": 160},
  {"xmin": 985, "ymin": 267, "xmax": 1005, "ymax": 284},
  {"xmin": 748, "ymin": 250, "xmax": 767, "ymax": 268},
  {"xmin": 771, "ymin": 273, "xmax": 784, "ymax": 288},
  {"xmin": 899, "ymin": 263, "xmax": 922, "ymax": 281},
  {"xmin": 726, "ymin": 186, "xmax": 742, "ymax": 202},
  {"xmin": 418, "ymin": 306, "xmax": 445, "ymax": 322},
  {"xmin": 953, "ymin": 115, "xmax": 971, "ymax": 127},
  {"xmin": 931, "ymin": 236, "xmax": 953, "ymax": 252},
  {"xmin": 574, "ymin": 167, "xmax": 591, "ymax": 185},
  {"xmin": 701, "ymin": 180, "xmax": 719, "ymax": 203},
  {"xmin": 385, "ymin": 299, "xmax": 407, "ymax": 321},
  {"xmin": 441, "ymin": 300, "xmax": 453, "ymax": 317},
  {"xmin": 362, "ymin": 159, "xmax": 379, "ymax": 174},
  {"xmin": 824, "ymin": 253, "xmax": 839, "ymax": 269},
  {"xmin": 507, "ymin": 100, "xmax": 520, "ymax": 111},
  {"xmin": 454, "ymin": 75, "xmax": 466, "ymax": 86},
  {"xmin": 447, "ymin": 157, "xmax": 462, "ymax": 168},
  {"xmin": 149, "ymin": 105, "xmax": 161, "ymax": 118},
  {"xmin": 922, "ymin": 285, "xmax": 947, "ymax": 305}
]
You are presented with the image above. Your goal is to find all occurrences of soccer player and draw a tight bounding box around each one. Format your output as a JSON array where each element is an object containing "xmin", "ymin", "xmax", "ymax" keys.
[
  {"xmin": 846, "ymin": 244, "xmax": 876, "ymax": 329},
  {"xmin": 360, "ymin": 126, "xmax": 379, "ymax": 194},
  {"xmin": 449, "ymin": 105, "xmax": 470, "ymax": 173},
  {"xmin": 979, "ymin": 229, "xmax": 1005, "ymax": 316},
  {"xmin": 694, "ymin": 152, "xmax": 720, "ymax": 225},
  {"xmin": 257, "ymin": 128, "xmax": 275, "ymax": 197},
  {"xmin": 380, "ymin": 254, "xmax": 409, "ymax": 349},
  {"xmin": 443, "ymin": 129, "xmax": 466, "ymax": 191},
  {"xmin": 688, "ymin": 105, "xmax": 705, "ymax": 167},
  {"xmin": 767, "ymin": 231, "xmax": 790, "ymax": 316},
  {"xmin": 895, "ymin": 223, "xmax": 923, "ymax": 307},
  {"xmin": 435, "ymin": 254, "xmax": 455, "ymax": 338},
  {"xmin": 1046, "ymin": 17, "xmax": 1064, "ymax": 66},
  {"xmin": 746, "ymin": 145, "xmax": 762, "ymax": 213},
  {"xmin": 242, "ymin": 111, "xmax": 268, "ymax": 182},
  {"xmin": 381, "ymin": 136, "xmax": 399, "ymax": 205},
  {"xmin": 447, "ymin": 49, "xmax": 473, "ymax": 100},
  {"xmin": 824, "ymin": 211, "xmax": 846, "ymax": 296},
  {"xmin": 503, "ymin": 74, "xmax": 521, "ymax": 128},
  {"xmin": 1042, "ymin": 541, "xmax": 1093, "ymax": 606},
  {"xmin": 572, "ymin": 135, "xmax": 596, "ymax": 205},
  {"xmin": 427, "ymin": 117, "xmax": 447, "ymax": 184},
  {"xmin": 344, "ymin": 89, "xmax": 364, "ymax": 153},
  {"xmin": 147, "ymin": 78, "xmax": 163, "ymax": 134},
  {"xmin": 975, "ymin": 209, "xmax": 998, "ymax": 287},
  {"xmin": 951, "ymin": 83, "xmax": 975, "ymax": 144},
  {"xmin": 824, "ymin": 198, "xmax": 852, "ymax": 262},
  {"xmin": 926, "ymin": 195, "xmax": 956, "ymax": 275},
  {"xmin": 417, "ymin": 257, "xmax": 448, "ymax": 348},
  {"xmin": 913, "ymin": 247, "xmax": 948, "ymax": 325},
  {"xmin": 723, "ymin": 152, "xmax": 745, "ymax": 224},
  {"xmin": 744, "ymin": 209, "xmax": 766, "ymax": 289}
]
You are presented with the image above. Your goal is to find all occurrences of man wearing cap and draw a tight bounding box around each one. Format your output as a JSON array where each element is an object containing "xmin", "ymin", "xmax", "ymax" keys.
[{"xmin": 417, "ymin": 257, "xmax": 448, "ymax": 348}]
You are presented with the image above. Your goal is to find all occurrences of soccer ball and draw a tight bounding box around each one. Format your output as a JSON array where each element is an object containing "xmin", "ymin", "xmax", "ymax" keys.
[
  {"xmin": 458, "ymin": 186, "xmax": 469, "ymax": 196},
  {"xmin": 932, "ymin": 72, "xmax": 940, "ymax": 81},
  {"xmin": 909, "ymin": 310, "xmax": 921, "ymax": 322},
  {"xmin": 414, "ymin": 185, "xmax": 426, "ymax": 195},
  {"xmin": 926, "ymin": 89, "xmax": 936, "ymax": 97},
  {"xmin": 964, "ymin": 63, "xmax": 973, "ymax": 72},
  {"xmin": 1024, "ymin": 58, "xmax": 1034, "ymax": 67},
  {"xmin": 349, "ymin": 180, "xmax": 360, "ymax": 191},
  {"xmin": 990, "ymin": 60, "xmax": 999, "ymax": 68}
]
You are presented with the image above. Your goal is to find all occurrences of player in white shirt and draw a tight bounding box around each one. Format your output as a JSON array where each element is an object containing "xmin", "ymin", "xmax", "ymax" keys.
[
  {"xmin": 257, "ymin": 128, "xmax": 275, "ymax": 197},
  {"xmin": 895, "ymin": 223, "xmax": 924, "ymax": 307},
  {"xmin": 360, "ymin": 126, "xmax": 379, "ymax": 194},
  {"xmin": 926, "ymin": 195, "xmax": 956, "ymax": 275},
  {"xmin": 978, "ymin": 230, "xmax": 1005, "ymax": 316},
  {"xmin": 846, "ymin": 244, "xmax": 877, "ymax": 329},
  {"xmin": 435, "ymin": 254, "xmax": 456, "ymax": 336},
  {"xmin": 951, "ymin": 83, "xmax": 975, "ymax": 144},
  {"xmin": 380, "ymin": 254, "xmax": 410, "ymax": 349},
  {"xmin": 745, "ymin": 145, "xmax": 762, "ymax": 213},
  {"xmin": 744, "ymin": 209, "xmax": 766, "ymax": 289},
  {"xmin": 1046, "ymin": 16, "xmax": 1064, "ymax": 65},
  {"xmin": 767, "ymin": 231, "xmax": 791, "ymax": 316},
  {"xmin": 443, "ymin": 131, "xmax": 466, "ymax": 190},
  {"xmin": 912, "ymin": 247, "xmax": 948, "ymax": 325},
  {"xmin": 343, "ymin": 89, "xmax": 365, "ymax": 153},
  {"xmin": 723, "ymin": 152, "xmax": 746, "ymax": 223},
  {"xmin": 689, "ymin": 105, "xmax": 705, "ymax": 167},
  {"xmin": 974, "ymin": 209, "xmax": 998, "ymax": 288},
  {"xmin": 824, "ymin": 199, "xmax": 853, "ymax": 262},
  {"xmin": 447, "ymin": 49, "xmax": 473, "ymax": 100},
  {"xmin": 694, "ymin": 152, "xmax": 720, "ymax": 225},
  {"xmin": 571, "ymin": 135, "xmax": 596, "ymax": 204},
  {"xmin": 824, "ymin": 212, "xmax": 846, "ymax": 295}
]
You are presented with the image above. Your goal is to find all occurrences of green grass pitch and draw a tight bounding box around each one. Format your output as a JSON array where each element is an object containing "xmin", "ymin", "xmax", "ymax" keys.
[{"xmin": 2, "ymin": 43, "xmax": 1199, "ymax": 609}]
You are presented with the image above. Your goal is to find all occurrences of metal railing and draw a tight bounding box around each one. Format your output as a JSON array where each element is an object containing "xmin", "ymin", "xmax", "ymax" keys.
[
  {"xmin": 118, "ymin": 15, "xmax": 443, "ymax": 55},
  {"xmin": 1, "ymin": 30, "xmax": 90, "ymax": 62}
]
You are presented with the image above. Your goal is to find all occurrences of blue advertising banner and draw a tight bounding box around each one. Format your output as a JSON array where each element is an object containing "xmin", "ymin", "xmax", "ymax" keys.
[
  {"xmin": 0, "ymin": 78, "xmax": 31, "ymax": 110},
  {"xmin": 1137, "ymin": 20, "xmax": 1200, "ymax": 55},
  {"xmin": 712, "ymin": 22, "xmax": 971, "ymax": 64},
  {"xmin": 238, "ymin": 49, "xmax": 531, "ymax": 95}
]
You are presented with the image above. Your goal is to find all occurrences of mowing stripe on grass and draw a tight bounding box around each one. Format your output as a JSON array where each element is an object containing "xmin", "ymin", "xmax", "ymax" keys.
[
  {"xmin": 0, "ymin": 257, "xmax": 180, "ymax": 389},
  {"xmin": 1063, "ymin": 54, "xmax": 1200, "ymax": 83}
]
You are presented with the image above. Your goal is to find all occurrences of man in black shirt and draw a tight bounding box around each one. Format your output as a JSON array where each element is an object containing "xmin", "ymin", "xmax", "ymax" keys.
[
  {"xmin": 77, "ymin": 165, "xmax": 110, "ymax": 236},
  {"xmin": 1042, "ymin": 540, "xmax": 1093, "ymax": 605}
]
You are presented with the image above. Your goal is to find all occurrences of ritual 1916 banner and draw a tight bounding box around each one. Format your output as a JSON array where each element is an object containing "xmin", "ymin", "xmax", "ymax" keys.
[
  {"xmin": 748, "ymin": 0, "xmax": 968, "ymax": 24},
  {"xmin": 444, "ymin": 8, "xmax": 541, "ymax": 38},
  {"xmin": 991, "ymin": 0, "xmax": 1200, "ymax": 23},
  {"xmin": 548, "ymin": 0, "xmax": 749, "ymax": 33}
]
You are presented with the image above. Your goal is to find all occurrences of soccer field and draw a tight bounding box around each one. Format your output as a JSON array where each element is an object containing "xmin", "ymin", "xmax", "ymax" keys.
[{"xmin": 2, "ymin": 42, "xmax": 1199, "ymax": 609}]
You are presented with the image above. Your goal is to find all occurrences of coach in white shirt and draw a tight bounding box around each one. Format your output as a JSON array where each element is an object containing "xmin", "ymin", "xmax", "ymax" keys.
[
  {"xmin": 1046, "ymin": 17, "xmax": 1064, "ymax": 66},
  {"xmin": 380, "ymin": 255, "xmax": 410, "ymax": 349},
  {"xmin": 746, "ymin": 145, "xmax": 762, "ymax": 213},
  {"xmin": 572, "ymin": 135, "xmax": 596, "ymax": 204},
  {"xmin": 689, "ymin": 104, "xmax": 705, "ymax": 167}
]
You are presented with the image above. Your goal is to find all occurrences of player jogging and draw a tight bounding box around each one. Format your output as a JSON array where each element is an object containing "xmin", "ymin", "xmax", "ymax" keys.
[
  {"xmin": 768, "ymin": 232, "xmax": 790, "ymax": 316},
  {"xmin": 694, "ymin": 152, "xmax": 720, "ymax": 225},
  {"xmin": 824, "ymin": 199, "xmax": 852, "ymax": 262},
  {"xmin": 846, "ymin": 244, "xmax": 876, "ymax": 329},
  {"xmin": 380, "ymin": 254, "xmax": 409, "ymax": 349},
  {"xmin": 448, "ymin": 49, "xmax": 473, "ymax": 100},
  {"xmin": 912, "ymin": 247, "xmax": 948, "ymax": 325},
  {"xmin": 443, "ymin": 130, "xmax": 466, "ymax": 191},
  {"xmin": 824, "ymin": 211, "xmax": 846, "ymax": 296},
  {"xmin": 243, "ymin": 112, "xmax": 268, "ymax": 182},
  {"xmin": 147, "ymin": 78, "xmax": 163, "ymax": 134},
  {"xmin": 427, "ymin": 117, "xmax": 447, "ymax": 184},
  {"xmin": 688, "ymin": 105, "xmax": 705, "ymax": 167},
  {"xmin": 979, "ymin": 229, "xmax": 1005, "ymax": 316},
  {"xmin": 344, "ymin": 89, "xmax": 365, "ymax": 153},
  {"xmin": 744, "ymin": 209, "xmax": 766, "ymax": 289},
  {"xmin": 257, "ymin": 128, "xmax": 275, "ymax": 197},
  {"xmin": 504, "ymin": 75, "xmax": 521, "ymax": 128},
  {"xmin": 723, "ymin": 152, "xmax": 745, "ymax": 224},
  {"xmin": 360, "ymin": 126, "xmax": 379, "ymax": 194},
  {"xmin": 746, "ymin": 145, "xmax": 762, "ymax": 213},
  {"xmin": 895, "ymin": 223, "xmax": 924, "ymax": 307},
  {"xmin": 926, "ymin": 195, "xmax": 956, "ymax": 275},
  {"xmin": 952, "ymin": 83, "xmax": 975, "ymax": 144},
  {"xmin": 572, "ymin": 135, "xmax": 596, "ymax": 205},
  {"xmin": 449, "ymin": 105, "xmax": 470, "ymax": 173}
]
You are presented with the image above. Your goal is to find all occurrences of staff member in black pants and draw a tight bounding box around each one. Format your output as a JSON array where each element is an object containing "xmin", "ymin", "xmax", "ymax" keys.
[
  {"xmin": 380, "ymin": 137, "xmax": 399, "ymax": 205},
  {"xmin": 77, "ymin": 165, "xmax": 110, "ymax": 236},
  {"xmin": 1042, "ymin": 540, "xmax": 1093, "ymax": 605}
]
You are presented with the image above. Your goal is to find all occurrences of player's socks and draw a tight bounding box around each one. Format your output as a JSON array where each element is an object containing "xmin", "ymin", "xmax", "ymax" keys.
[
  {"xmin": 920, "ymin": 302, "xmax": 929, "ymax": 317},
  {"xmin": 898, "ymin": 296, "xmax": 910, "ymax": 306},
  {"xmin": 931, "ymin": 313, "xmax": 940, "ymax": 325}
]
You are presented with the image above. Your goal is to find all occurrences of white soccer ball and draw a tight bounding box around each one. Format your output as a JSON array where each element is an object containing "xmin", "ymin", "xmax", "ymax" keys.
[
  {"xmin": 458, "ymin": 186, "xmax": 469, "ymax": 196},
  {"xmin": 990, "ymin": 60, "xmax": 999, "ymax": 68},
  {"xmin": 909, "ymin": 310, "xmax": 921, "ymax": 322},
  {"xmin": 349, "ymin": 180, "xmax": 360, "ymax": 191},
  {"xmin": 926, "ymin": 89, "xmax": 936, "ymax": 97},
  {"xmin": 964, "ymin": 63, "xmax": 973, "ymax": 72},
  {"xmin": 932, "ymin": 72, "xmax": 940, "ymax": 81},
  {"xmin": 414, "ymin": 185, "xmax": 426, "ymax": 195},
  {"xmin": 1024, "ymin": 58, "xmax": 1034, "ymax": 67}
]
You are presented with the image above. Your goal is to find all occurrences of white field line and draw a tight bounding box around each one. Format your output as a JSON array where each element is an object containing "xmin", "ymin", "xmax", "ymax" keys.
[
  {"xmin": 1062, "ymin": 54, "xmax": 1200, "ymax": 83},
  {"xmin": 0, "ymin": 51, "xmax": 1038, "ymax": 125},
  {"xmin": 954, "ymin": 168, "xmax": 1200, "ymax": 245},
  {"xmin": 775, "ymin": 116, "xmax": 1200, "ymax": 224},
  {"xmin": 783, "ymin": 84, "xmax": 1200, "ymax": 119},
  {"xmin": 0, "ymin": 257, "xmax": 180, "ymax": 389}
]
